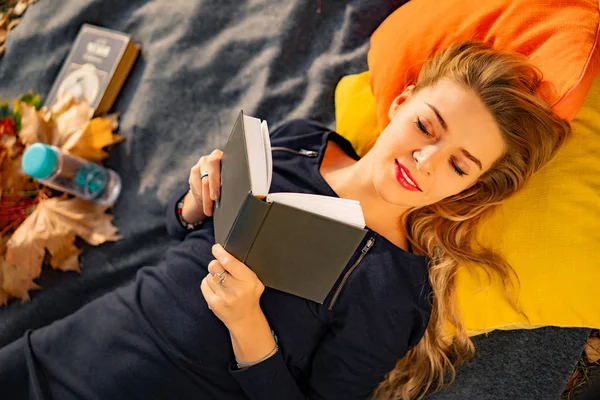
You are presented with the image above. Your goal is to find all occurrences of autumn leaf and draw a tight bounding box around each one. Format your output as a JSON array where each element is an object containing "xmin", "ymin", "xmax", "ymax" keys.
[
  {"xmin": 564, "ymin": 367, "xmax": 581, "ymax": 392},
  {"xmin": 1, "ymin": 197, "xmax": 122, "ymax": 301},
  {"xmin": 0, "ymin": 141, "xmax": 38, "ymax": 194},
  {"xmin": 1, "ymin": 260, "xmax": 40, "ymax": 301},
  {"xmin": 0, "ymin": 265, "xmax": 9, "ymax": 305},
  {"xmin": 1, "ymin": 90, "xmax": 124, "ymax": 304},
  {"xmin": 42, "ymin": 94, "xmax": 122, "ymax": 162},
  {"xmin": 50, "ymin": 98, "xmax": 94, "ymax": 148},
  {"xmin": 585, "ymin": 337, "xmax": 600, "ymax": 364},
  {"xmin": 17, "ymin": 101, "xmax": 51, "ymax": 145},
  {"xmin": 62, "ymin": 117, "xmax": 124, "ymax": 162}
]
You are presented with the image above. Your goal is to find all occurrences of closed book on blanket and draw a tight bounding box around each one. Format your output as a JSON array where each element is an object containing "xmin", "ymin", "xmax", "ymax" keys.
[
  {"xmin": 44, "ymin": 24, "xmax": 139, "ymax": 116},
  {"xmin": 213, "ymin": 111, "xmax": 367, "ymax": 303}
]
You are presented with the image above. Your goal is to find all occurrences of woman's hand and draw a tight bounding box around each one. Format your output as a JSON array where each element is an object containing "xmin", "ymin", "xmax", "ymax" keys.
[
  {"xmin": 200, "ymin": 244, "xmax": 266, "ymax": 329},
  {"xmin": 181, "ymin": 149, "xmax": 223, "ymax": 224}
]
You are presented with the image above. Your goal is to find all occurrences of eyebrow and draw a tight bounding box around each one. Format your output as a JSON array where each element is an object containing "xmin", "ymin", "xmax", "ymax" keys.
[
  {"xmin": 426, "ymin": 103, "xmax": 447, "ymax": 131},
  {"xmin": 425, "ymin": 102, "xmax": 483, "ymax": 170},
  {"xmin": 461, "ymin": 149, "xmax": 483, "ymax": 170}
]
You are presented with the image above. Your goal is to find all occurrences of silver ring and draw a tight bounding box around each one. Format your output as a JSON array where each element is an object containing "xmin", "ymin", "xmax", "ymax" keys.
[
  {"xmin": 213, "ymin": 270, "xmax": 228, "ymax": 285},
  {"xmin": 200, "ymin": 170, "xmax": 209, "ymax": 180}
]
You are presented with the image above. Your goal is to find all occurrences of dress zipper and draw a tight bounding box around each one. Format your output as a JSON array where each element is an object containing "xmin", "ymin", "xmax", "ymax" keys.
[
  {"xmin": 328, "ymin": 237, "xmax": 375, "ymax": 310},
  {"xmin": 271, "ymin": 147, "xmax": 318, "ymax": 157}
]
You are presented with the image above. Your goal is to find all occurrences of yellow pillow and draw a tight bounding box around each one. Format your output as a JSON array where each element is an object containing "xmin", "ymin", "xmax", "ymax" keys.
[{"xmin": 334, "ymin": 71, "xmax": 600, "ymax": 336}]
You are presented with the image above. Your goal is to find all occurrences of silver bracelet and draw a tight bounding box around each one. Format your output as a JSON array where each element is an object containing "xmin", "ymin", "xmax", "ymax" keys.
[{"xmin": 236, "ymin": 344, "xmax": 279, "ymax": 369}]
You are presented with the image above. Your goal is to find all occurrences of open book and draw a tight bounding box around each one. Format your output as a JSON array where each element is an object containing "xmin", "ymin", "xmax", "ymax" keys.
[{"xmin": 213, "ymin": 111, "xmax": 367, "ymax": 303}]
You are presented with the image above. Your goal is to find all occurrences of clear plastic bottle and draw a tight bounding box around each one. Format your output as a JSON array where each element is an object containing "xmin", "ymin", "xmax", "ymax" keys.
[{"xmin": 21, "ymin": 143, "xmax": 121, "ymax": 207}]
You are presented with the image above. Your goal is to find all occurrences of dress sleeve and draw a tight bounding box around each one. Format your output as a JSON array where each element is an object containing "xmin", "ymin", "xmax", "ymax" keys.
[{"xmin": 229, "ymin": 300, "xmax": 416, "ymax": 400}]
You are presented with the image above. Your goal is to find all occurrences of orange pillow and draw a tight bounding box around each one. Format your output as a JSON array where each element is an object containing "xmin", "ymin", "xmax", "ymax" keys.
[{"xmin": 368, "ymin": 0, "xmax": 600, "ymax": 130}]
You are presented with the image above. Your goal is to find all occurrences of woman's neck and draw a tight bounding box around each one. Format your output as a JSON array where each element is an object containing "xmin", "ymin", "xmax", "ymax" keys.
[{"xmin": 319, "ymin": 140, "xmax": 411, "ymax": 250}]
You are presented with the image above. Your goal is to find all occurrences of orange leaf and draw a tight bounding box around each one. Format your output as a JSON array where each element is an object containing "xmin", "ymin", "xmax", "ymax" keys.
[
  {"xmin": 62, "ymin": 117, "xmax": 124, "ymax": 162},
  {"xmin": 0, "ymin": 266, "xmax": 10, "ymax": 305},
  {"xmin": 1, "ymin": 197, "xmax": 122, "ymax": 301},
  {"xmin": 585, "ymin": 337, "xmax": 600, "ymax": 363},
  {"xmin": 0, "ymin": 147, "xmax": 38, "ymax": 193},
  {"xmin": 564, "ymin": 367, "xmax": 580, "ymax": 392},
  {"xmin": 1, "ymin": 262, "xmax": 40, "ymax": 301}
]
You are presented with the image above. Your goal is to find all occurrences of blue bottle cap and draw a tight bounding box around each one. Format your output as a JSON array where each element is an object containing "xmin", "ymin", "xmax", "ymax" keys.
[{"xmin": 21, "ymin": 143, "xmax": 58, "ymax": 179}]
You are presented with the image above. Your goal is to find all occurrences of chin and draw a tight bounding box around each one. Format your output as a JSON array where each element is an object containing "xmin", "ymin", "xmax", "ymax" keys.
[{"xmin": 374, "ymin": 177, "xmax": 420, "ymax": 208}]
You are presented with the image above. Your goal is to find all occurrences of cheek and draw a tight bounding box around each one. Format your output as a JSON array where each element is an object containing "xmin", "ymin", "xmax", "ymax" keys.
[
  {"xmin": 427, "ymin": 174, "xmax": 472, "ymax": 201},
  {"xmin": 377, "ymin": 122, "xmax": 416, "ymax": 153}
]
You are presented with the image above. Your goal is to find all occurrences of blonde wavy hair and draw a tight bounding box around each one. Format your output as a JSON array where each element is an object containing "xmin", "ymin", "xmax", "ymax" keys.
[{"xmin": 370, "ymin": 41, "xmax": 571, "ymax": 399}]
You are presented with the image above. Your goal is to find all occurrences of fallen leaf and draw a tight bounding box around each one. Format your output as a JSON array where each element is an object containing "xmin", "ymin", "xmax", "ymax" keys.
[
  {"xmin": 47, "ymin": 231, "xmax": 80, "ymax": 270},
  {"xmin": 51, "ymin": 249, "xmax": 82, "ymax": 273},
  {"xmin": 585, "ymin": 337, "xmax": 600, "ymax": 363},
  {"xmin": 0, "ymin": 288, "xmax": 8, "ymax": 305},
  {"xmin": 2, "ymin": 197, "xmax": 121, "ymax": 301},
  {"xmin": 0, "ymin": 265, "xmax": 9, "ymax": 305},
  {"xmin": 62, "ymin": 117, "xmax": 123, "ymax": 162},
  {"xmin": 12, "ymin": 1, "xmax": 28, "ymax": 17},
  {"xmin": 18, "ymin": 102, "xmax": 51, "ymax": 145},
  {"xmin": 1, "ymin": 261, "xmax": 40, "ymax": 301},
  {"xmin": 50, "ymin": 99, "xmax": 94, "ymax": 148},
  {"xmin": 47, "ymin": 92, "xmax": 76, "ymax": 118},
  {"xmin": 564, "ymin": 367, "xmax": 580, "ymax": 392},
  {"xmin": 0, "ymin": 145, "xmax": 38, "ymax": 193},
  {"xmin": 0, "ymin": 29, "xmax": 6, "ymax": 44},
  {"xmin": 7, "ymin": 18, "xmax": 21, "ymax": 31}
]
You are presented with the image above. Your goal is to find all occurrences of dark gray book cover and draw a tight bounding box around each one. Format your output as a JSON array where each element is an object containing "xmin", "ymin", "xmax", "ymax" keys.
[
  {"xmin": 44, "ymin": 24, "xmax": 139, "ymax": 115},
  {"xmin": 213, "ymin": 111, "xmax": 367, "ymax": 303}
]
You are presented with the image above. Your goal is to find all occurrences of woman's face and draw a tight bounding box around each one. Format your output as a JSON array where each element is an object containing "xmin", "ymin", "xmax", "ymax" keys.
[{"xmin": 368, "ymin": 78, "xmax": 506, "ymax": 208}]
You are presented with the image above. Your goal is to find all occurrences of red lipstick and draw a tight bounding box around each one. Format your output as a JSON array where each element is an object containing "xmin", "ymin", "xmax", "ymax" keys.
[{"xmin": 394, "ymin": 160, "xmax": 421, "ymax": 191}]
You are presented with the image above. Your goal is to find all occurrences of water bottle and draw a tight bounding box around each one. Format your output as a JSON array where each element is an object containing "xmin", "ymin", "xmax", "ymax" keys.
[{"xmin": 21, "ymin": 143, "xmax": 121, "ymax": 207}]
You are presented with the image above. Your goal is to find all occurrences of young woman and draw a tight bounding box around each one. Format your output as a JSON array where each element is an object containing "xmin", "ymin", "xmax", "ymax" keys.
[{"xmin": 0, "ymin": 42, "xmax": 570, "ymax": 399}]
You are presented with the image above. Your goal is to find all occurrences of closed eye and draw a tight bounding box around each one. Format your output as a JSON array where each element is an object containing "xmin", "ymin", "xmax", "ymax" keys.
[
  {"xmin": 416, "ymin": 118, "xmax": 468, "ymax": 177},
  {"xmin": 451, "ymin": 157, "xmax": 467, "ymax": 177},
  {"xmin": 415, "ymin": 118, "xmax": 430, "ymax": 136}
]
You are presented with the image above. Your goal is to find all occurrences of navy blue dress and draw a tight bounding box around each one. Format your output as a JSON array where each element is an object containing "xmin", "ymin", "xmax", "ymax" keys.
[{"xmin": 0, "ymin": 119, "xmax": 432, "ymax": 400}]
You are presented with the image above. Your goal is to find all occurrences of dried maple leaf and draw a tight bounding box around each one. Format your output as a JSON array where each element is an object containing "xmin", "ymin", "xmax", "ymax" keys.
[
  {"xmin": 564, "ymin": 367, "xmax": 580, "ymax": 392},
  {"xmin": 62, "ymin": 117, "xmax": 124, "ymax": 162},
  {"xmin": 585, "ymin": 337, "xmax": 600, "ymax": 364},
  {"xmin": 0, "ymin": 142, "xmax": 37, "ymax": 194},
  {"xmin": 50, "ymin": 98, "xmax": 94, "ymax": 148},
  {"xmin": 7, "ymin": 17, "xmax": 20, "ymax": 31},
  {"xmin": 0, "ymin": 264, "xmax": 9, "ymax": 305},
  {"xmin": 45, "ymin": 94, "xmax": 122, "ymax": 162},
  {"xmin": 18, "ymin": 102, "xmax": 51, "ymax": 145},
  {"xmin": 1, "ymin": 197, "xmax": 121, "ymax": 301}
]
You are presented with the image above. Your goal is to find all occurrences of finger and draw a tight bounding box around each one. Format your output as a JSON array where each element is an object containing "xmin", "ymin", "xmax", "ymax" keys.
[
  {"xmin": 200, "ymin": 275, "xmax": 220, "ymax": 308},
  {"xmin": 200, "ymin": 164, "xmax": 213, "ymax": 217},
  {"xmin": 189, "ymin": 158, "xmax": 205, "ymax": 205},
  {"xmin": 207, "ymin": 149, "xmax": 223, "ymax": 201},
  {"xmin": 207, "ymin": 259, "xmax": 225, "ymax": 275},
  {"xmin": 205, "ymin": 271, "xmax": 228, "ymax": 296},
  {"xmin": 212, "ymin": 244, "xmax": 253, "ymax": 280}
]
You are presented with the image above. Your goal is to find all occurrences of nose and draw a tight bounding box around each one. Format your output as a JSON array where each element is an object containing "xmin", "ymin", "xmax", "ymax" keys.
[{"xmin": 413, "ymin": 145, "xmax": 440, "ymax": 176}]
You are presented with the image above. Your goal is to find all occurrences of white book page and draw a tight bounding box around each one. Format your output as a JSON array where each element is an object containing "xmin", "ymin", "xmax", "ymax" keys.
[
  {"xmin": 243, "ymin": 115, "xmax": 269, "ymax": 196},
  {"xmin": 266, "ymin": 192, "xmax": 365, "ymax": 228},
  {"xmin": 261, "ymin": 120, "xmax": 272, "ymax": 192}
]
